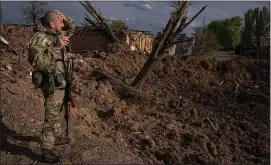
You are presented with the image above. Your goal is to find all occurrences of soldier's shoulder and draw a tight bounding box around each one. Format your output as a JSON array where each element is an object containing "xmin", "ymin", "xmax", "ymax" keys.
[
  {"xmin": 29, "ymin": 32, "xmax": 51, "ymax": 47},
  {"xmin": 32, "ymin": 32, "xmax": 49, "ymax": 39},
  {"xmin": 29, "ymin": 32, "xmax": 48, "ymax": 44}
]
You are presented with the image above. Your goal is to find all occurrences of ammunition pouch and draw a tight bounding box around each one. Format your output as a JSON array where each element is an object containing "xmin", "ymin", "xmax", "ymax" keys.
[
  {"xmin": 32, "ymin": 70, "xmax": 44, "ymax": 88},
  {"xmin": 53, "ymin": 73, "xmax": 64, "ymax": 87},
  {"xmin": 32, "ymin": 71, "xmax": 64, "ymax": 90}
]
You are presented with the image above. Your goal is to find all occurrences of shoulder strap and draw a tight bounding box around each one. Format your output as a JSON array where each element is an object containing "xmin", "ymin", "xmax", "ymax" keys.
[
  {"xmin": 27, "ymin": 32, "xmax": 42, "ymax": 49},
  {"xmin": 44, "ymin": 32, "xmax": 58, "ymax": 46}
]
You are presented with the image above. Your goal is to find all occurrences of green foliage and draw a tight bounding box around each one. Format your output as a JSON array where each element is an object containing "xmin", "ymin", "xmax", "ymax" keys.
[
  {"xmin": 241, "ymin": 6, "xmax": 270, "ymax": 48},
  {"xmin": 241, "ymin": 9, "xmax": 255, "ymax": 47},
  {"xmin": 197, "ymin": 51, "xmax": 217, "ymax": 59},
  {"xmin": 207, "ymin": 16, "xmax": 243, "ymax": 49},
  {"xmin": 193, "ymin": 26, "xmax": 220, "ymax": 54},
  {"xmin": 111, "ymin": 20, "xmax": 128, "ymax": 30}
]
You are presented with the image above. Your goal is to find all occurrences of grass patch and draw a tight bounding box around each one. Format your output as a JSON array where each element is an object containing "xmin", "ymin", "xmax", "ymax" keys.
[{"xmin": 198, "ymin": 51, "xmax": 218, "ymax": 59}]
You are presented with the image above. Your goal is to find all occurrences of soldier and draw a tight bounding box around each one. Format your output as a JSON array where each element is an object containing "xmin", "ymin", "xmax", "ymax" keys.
[{"xmin": 27, "ymin": 10, "xmax": 75, "ymax": 163}]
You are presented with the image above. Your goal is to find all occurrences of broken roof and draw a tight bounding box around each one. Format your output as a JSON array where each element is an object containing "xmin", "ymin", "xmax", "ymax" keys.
[
  {"xmin": 74, "ymin": 26, "xmax": 156, "ymax": 37},
  {"xmin": 122, "ymin": 29, "xmax": 155, "ymax": 37}
]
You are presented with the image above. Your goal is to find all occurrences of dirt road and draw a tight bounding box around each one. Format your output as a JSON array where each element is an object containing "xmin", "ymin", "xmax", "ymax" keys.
[{"xmin": 215, "ymin": 51, "xmax": 237, "ymax": 61}]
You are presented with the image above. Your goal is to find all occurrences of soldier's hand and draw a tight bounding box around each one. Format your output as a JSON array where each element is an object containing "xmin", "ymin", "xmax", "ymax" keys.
[
  {"xmin": 56, "ymin": 36, "xmax": 69, "ymax": 48},
  {"xmin": 54, "ymin": 10, "xmax": 67, "ymax": 22}
]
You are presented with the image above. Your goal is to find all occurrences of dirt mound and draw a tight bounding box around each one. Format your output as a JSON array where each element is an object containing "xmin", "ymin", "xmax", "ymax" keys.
[
  {"xmin": 103, "ymin": 42, "xmax": 147, "ymax": 82},
  {"xmin": 70, "ymin": 52, "xmax": 270, "ymax": 164},
  {"xmin": 125, "ymin": 56, "xmax": 270, "ymax": 164},
  {"xmin": 1, "ymin": 24, "xmax": 34, "ymax": 55},
  {"xmin": 74, "ymin": 42, "xmax": 147, "ymax": 84},
  {"xmin": 1, "ymin": 25, "xmax": 269, "ymax": 164}
]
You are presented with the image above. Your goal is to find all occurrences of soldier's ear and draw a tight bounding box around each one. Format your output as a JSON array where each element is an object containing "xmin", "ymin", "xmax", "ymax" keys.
[{"xmin": 49, "ymin": 21, "xmax": 55, "ymax": 28}]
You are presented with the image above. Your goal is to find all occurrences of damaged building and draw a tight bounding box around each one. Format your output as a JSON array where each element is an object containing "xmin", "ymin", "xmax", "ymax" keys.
[
  {"xmin": 70, "ymin": 27, "xmax": 155, "ymax": 54},
  {"xmin": 155, "ymin": 32, "xmax": 195, "ymax": 56},
  {"xmin": 122, "ymin": 29, "xmax": 155, "ymax": 53},
  {"xmin": 175, "ymin": 36, "xmax": 195, "ymax": 56}
]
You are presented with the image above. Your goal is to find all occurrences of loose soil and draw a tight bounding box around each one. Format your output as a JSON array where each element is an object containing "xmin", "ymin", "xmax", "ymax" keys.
[{"xmin": 0, "ymin": 24, "xmax": 270, "ymax": 164}]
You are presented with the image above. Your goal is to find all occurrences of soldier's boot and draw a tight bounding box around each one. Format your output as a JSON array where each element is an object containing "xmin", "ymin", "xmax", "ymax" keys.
[
  {"xmin": 42, "ymin": 148, "xmax": 61, "ymax": 164},
  {"xmin": 54, "ymin": 136, "xmax": 71, "ymax": 146}
]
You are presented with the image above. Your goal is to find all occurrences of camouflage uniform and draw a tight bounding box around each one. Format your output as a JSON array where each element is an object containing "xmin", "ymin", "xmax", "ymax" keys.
[{"xmin": 27, "ymin": 16, "xmax": 75, "ymax": 150}]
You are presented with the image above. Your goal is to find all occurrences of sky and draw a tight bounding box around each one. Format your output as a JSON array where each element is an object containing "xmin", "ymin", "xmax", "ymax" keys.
[{"xmin": 1, "ymin": 1, "xmax": 270, "ymax": 36}]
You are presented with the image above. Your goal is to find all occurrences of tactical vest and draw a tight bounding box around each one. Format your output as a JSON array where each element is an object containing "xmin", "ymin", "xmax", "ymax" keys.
[
  {"xmin": 28, "ymin": 31, "xmax": 67, "ymax": 89},
  {"xmin": 29, "ymin": 31, "xmax": 68, "ymax": 71}
]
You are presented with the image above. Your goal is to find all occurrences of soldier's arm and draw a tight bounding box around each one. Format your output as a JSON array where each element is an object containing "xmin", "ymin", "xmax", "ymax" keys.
[{"xmin": 63, "ymin": 15, "xmax": 75, "ymax": 37}]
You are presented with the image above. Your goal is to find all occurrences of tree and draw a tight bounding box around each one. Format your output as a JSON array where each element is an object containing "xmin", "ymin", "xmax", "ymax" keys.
[
  {"xmin": 240, "ymin": 6, "xmax": 270, "ymax": 57},
  {"xmin": 241, "ymin": 9, "xmax": 255, "ymax": 48},
  {"xmin": 0, "ymin": 1, "xmax": 2, "ymax": 23},
  {"xmin": 240, "ymin": 6, "xmax": 270, "ymax": 56},
  {"xmin": 20, "ymin": 1, "xmax": 48, "ymax": 25},
  {"xmin": 92, "ymin": 1, "xmax": 206, "ymax": 97},
  {"xmin": 0, "ymin": 1, "xmax": 2, "ymax": 29},
  {"xmin": 204, "ymin": 30, "xmax": 220, "ymax": 51},
  {"xmin": 80, "ymin": 1, "xmax": 119, "ymax": 42},
  {"xmin": 261, "ymin": 6, "xmax": 270, "ymax": 37},
  {"xmin": 131, "ymin": 1, "xmax": 207, "ymax": 89},
  {"xmin": 208, "ymin": 16, "xmax": 243, "ymax": 50},
  {"xmin": 193, "ymin": 26, "xmax": 220, "ymax": 54},
  {"xmin": 111, "ymin": 20, "xmax": 128, "ymax": 30},
  {"xmin": 242, "ymin": 6, "xmax": 270, "ymax": 47}
]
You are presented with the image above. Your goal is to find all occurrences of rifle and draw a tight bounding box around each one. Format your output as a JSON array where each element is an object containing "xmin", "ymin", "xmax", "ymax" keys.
[{"xmin": 62, "ymin": 45, "xmax": 76, "ymax": 136}]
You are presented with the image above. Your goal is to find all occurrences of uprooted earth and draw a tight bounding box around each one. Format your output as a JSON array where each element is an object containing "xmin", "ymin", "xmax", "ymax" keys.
[{"xmin": 0, "ymin": 24, "xmax": 270, "ymax": 164}]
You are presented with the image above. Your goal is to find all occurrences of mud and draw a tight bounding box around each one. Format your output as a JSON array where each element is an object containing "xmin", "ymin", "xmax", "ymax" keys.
[{"xmin": 0, "ymin": 24, "xmax": 270, "ymax": 164}]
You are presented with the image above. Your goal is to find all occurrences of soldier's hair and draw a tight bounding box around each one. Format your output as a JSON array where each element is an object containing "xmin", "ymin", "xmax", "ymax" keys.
[{"xmin": 43, "ymin": 11, "xmax": 58, "ymax": 27}]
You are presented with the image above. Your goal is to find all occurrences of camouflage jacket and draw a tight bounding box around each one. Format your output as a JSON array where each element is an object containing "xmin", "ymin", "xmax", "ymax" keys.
[{"xmin": 27, "ymin": 15, "xmax": 75, "ymax": 75}]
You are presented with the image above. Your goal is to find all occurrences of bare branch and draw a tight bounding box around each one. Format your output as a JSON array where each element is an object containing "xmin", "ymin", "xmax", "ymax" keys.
[
  {"xmin": 20, "ymin": 1, "xmax": 48, "ymax": 25},
  {"xmin": 0, "ymin": 1, "xmax": 3, "ymax": 24},
  {"xmin": 181, "ymin": 5, "xmax": 207, "ymax": 31},
  {"xmin": 131, "ymin": 1, "xmax": 207, "ymax": 89},
  {"xmin": 79, "ymin": 1, "xmax": 119, "ymax": 42},
  {"xmin": 125, "ymin": 30, "xmax": 142, "ymax": 54},
  {"xmin": 165, "ymin": 2, "xmax": 189, "ymax": 46},
  {"xmin": 165, "ymin": 5, "xmax": 207, "ymax": 50}
]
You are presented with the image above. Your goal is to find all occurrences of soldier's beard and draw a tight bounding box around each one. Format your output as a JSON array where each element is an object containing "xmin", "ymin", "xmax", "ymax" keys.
[{"xmin": 55, "ymin": 28, "xmax": 63, "ymax": 33}]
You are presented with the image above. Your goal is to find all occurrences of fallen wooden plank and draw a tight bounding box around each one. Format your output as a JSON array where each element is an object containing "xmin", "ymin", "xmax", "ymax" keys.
[{"xmin": 93, "ymin": 68, "xmax": 143, "ymax": 98}]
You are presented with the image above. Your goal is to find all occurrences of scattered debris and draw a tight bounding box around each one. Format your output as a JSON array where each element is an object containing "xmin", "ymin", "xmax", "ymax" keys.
[{"xmin": 206, "ymin": 117, "xmax": 218, "ymax": 131}]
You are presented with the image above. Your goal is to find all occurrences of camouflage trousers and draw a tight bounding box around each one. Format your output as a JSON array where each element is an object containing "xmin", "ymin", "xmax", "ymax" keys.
[{"xmin": 41, "ymin": 81, "xmax": 65, "ymax": 150}]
